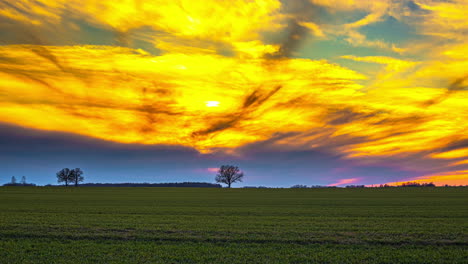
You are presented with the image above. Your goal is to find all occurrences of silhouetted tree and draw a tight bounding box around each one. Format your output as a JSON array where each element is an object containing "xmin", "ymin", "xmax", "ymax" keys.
[
  {"xmin": 11, "ymin": 176, "xmax": 17, "ymax": 184},
  {"xmin": 291, "ymin": 184, "xmax": 308, "ymax": 188},
  {"xmin": 56, "ymin": 168, "xmax": 73, "ymax": 186},
  {"xmin": 215, "ymin": 165, "xmax": 244, "ymax": 188},
  {"xmin": 71, "ymin": 168, "xmax": 84, "ymax": 187},
  {"xmin": 20, "ymin": 176, "xmax": 26, "ymax": 185}
]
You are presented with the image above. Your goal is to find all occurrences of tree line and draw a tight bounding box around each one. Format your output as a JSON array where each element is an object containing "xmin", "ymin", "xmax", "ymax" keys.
[
  {"xmin": 5, "ymin": 165, "xmax": 461, "ymax": 188},
  {"xmin": 53, "ymin": 165, "xmax": 243, "ymax": 188},
  {"xmin": 3, "ymin": 176, "xmax": 36, "ymax": 186},
  {"xmin": 77, "ymin": 182, "xmax": 221, "ymax": 187}
]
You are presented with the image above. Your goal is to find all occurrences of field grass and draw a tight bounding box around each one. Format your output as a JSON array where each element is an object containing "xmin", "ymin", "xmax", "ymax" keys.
[{"xmin": 0, "ymin": 187, "xmax": 467, "ymax": 263}]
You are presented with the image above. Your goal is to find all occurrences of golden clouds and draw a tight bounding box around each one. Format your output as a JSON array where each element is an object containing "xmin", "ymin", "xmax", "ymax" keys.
[
  {"xmin": 2, "ymin": 0, "xmax": 283, "ymax": 35},
  {"xmin": 79, "ymin": 0, "xmax": 283, "ymax": 38},
  {"xmin": 0, "ymin": 45, "xmax": 366, "ymax": 152},
  {"xmin": 431, "ymin": 148, "xmax": 468, "ymax": 159},
  {"xmin": 1, "ymin": 0, "xmax": 284, "ymax": 57},
  {"xmin": 335, "ymin": 54, "xmax": 467, "ymax": 160},
  {"xmin": 417, "ymin": 0, "xmax": 468, "ymax": 40},
  {"xmin": 0, "ymin": 0, "xmax": 64, "ymax": 25}
]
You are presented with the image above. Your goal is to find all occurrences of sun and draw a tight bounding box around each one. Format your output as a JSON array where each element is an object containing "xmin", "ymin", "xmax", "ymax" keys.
[{"xmin": 205, "ymin": 101, "xmax": 220, "ymax": 107}]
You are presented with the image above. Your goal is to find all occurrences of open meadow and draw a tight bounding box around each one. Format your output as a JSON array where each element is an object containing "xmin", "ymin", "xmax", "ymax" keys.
[{"xmin": 0, "ymin": 187, "xmax": 467, "ymax": 263}]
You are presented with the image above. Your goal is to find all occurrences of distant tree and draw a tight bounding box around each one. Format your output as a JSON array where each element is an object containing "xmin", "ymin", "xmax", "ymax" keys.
[
  {"xmin": 70, "ymin": 168, "xmax": 84, "ymax": 187},
  {"xmin": 398, "ymin": 182, "xmax": 435, "ymax": 187},
  {"xmin": 215, "ymin": 165, "xmax": 244, "ymax": 188},
  {"xmin": 291, "ymin": 184, "xmax": 308, "ymax": 188},
  {"xmin": 56, "ymin": 168, "xmax": 73, "ymax": 186},
  {"xmin": 20, "ymin": 176, "xmax": 26, "ymax": 185},
  {"xmin": 11, "ymin": 176, "xmax": 17, "ymax": 185}
]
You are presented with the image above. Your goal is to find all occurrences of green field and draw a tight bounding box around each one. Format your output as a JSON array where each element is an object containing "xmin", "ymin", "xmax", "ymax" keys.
[{"xmin": 0, "ymin": 187, "xmax": 467, "ymax": 263}]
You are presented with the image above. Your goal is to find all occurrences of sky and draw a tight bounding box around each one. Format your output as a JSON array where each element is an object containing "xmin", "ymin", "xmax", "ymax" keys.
[{"xmin": 0, "ymin": 0, "xmax": 467, "ymax": 187}]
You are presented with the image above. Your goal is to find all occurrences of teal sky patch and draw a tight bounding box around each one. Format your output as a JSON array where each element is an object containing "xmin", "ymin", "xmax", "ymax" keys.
[{"xmin": 360, "ymin": 15, "xmax": 416, "ymax": 44}]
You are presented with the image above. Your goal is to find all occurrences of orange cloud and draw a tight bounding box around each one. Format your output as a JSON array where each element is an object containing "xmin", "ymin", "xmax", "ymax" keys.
[
  {"xmin": 431, "ymin": 148, "xmax": 468, "ymax": 159},
  {"xmin": 385, "ymin": 170, "xmax": 468, "ymax": 186}
]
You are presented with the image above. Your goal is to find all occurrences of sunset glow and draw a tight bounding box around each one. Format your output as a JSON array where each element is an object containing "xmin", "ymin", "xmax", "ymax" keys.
[{"xmin": 0, "ymin": 0, "xmax": 466, "ymax": 186}]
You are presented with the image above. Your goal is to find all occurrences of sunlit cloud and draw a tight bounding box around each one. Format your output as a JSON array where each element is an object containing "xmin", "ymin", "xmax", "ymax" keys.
[
  {"xmin": 385, "ymin": 170, "xmax": 468, "ymax": 186},
  {"xmin": 327, "ymin": 178, "xmax": 361, "ymax": 187},
  {"xmin": 431, "ymin": 148, "xmax": 468, "ymax": 159},
  {"xmin": 0, "ymin": 45, "xmax": 366, "ymax": 152}
]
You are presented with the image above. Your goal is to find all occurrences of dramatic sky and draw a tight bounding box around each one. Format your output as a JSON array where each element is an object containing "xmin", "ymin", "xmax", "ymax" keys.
[{"xmin": 0, "ymin": 0, "xmax": 467, "ymax": 187}]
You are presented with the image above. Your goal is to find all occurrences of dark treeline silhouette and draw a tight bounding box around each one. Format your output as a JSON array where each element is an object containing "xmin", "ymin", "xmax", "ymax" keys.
[
  {"xmin": 290, "ymin": 184, "xmax": 338, "ymax": 188},
  {"xmin": 57, "ymin": 182, "xmax": 222, "ymax": 188},
  {"xmin": 3, "ymin": 183, "xmax": 36, "ymax": 186},
  {"xmin": 393, "ymin": 182, "xmax": 436, "ymax": 187},
  {"xmin": 367, "ymin": 182, "xmax": 436, "ymax": 188}
]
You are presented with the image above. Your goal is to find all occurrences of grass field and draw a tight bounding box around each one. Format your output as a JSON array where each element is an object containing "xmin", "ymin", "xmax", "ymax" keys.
[{"xmin": 0, "ymin": 187, "xmax": 467, "ymax": 263}]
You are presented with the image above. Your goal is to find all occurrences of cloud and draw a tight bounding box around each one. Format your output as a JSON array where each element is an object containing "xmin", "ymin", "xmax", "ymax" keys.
[
  {"xmin": 298, "ymin": 22, "xmax": 326, "ymax": 38},
  {"xmin": 341, "ymin": 55, "xmax": 419, "ymax": 86},
  {"xmin": 431, "ymin": 148, "xmax": 468, "ymax": 160},
  {"xmin": 206, "ymin": 168, "xmax": 219, "ymax": 173},
  {"xmin": 416, "ymin": 0, "xmax": 468, "ymax": 40},
  {"xmin": 327, "ymin": 177, "xmax": 361, "ymax": 186},
  {"xmin": 0, "ymin": 44, "xmax": 365, "ymax": 153},
  {"xmin": 385, "ymin": 170, "xmax": 468, "ymax": 186},
  {"xmin": 304, "ymin": 0, "xmax": 408, "ymax": 52},
  {"xmin": 0, "ymin": 0, "xmax": 285, "ymax": 58}
]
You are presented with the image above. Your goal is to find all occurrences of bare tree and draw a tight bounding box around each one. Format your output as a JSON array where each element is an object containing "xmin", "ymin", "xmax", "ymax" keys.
[
  {"xmin": 71, "ymin": 168, "xmax": 84, "ymax": 187},
  {"xmin": 56, "ymin": 168, "xmax": 73, "ymax": 186},
  {"xmin": 20, "ymin": 176, "xmax": 26, "ymax": 185},
  {"xmin": 215, "ymin": 165, "xmax": 244, "ymax": 188},
  {"xmin": 11, "ymin": 176, "xmax": 17, "ymax": 185}
]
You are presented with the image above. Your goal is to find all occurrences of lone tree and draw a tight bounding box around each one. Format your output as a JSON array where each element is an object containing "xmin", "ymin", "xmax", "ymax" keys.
[
  {"xmin": 20, "ymin": 176, "xmax": 26, "ymax": 185},
  {"xmin": 11, "ymin": 176, "xmax": 17, "ymax": 185},
  {"xmin": 56, "ymin": 168, "xmax": 73, "ymax": 186},
  {"xmin": 215, "ymin": 165, "xmax": 244, "ymax": 188},
  {"xmin": 71, "ymin": 168, "xmax": 84, "ymax": 187}
]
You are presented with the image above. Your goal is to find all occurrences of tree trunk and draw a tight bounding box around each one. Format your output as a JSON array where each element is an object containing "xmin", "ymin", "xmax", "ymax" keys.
[{"xmin": 228, "ymin": 182, "xmax": 231, "ymax": 188}]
